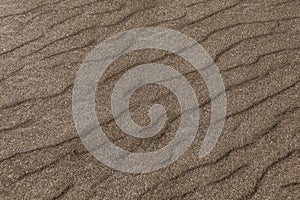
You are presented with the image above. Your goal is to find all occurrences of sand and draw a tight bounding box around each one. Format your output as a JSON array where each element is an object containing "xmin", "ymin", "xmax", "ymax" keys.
[{"xmin": 0, "ymin": 0, "xmax": 299, "ymax": 199}]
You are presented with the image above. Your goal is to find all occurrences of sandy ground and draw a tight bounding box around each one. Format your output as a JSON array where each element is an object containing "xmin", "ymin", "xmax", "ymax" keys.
[{"xmin": 0, "ymin": 0, "xmax": 299, "ymax": 199}]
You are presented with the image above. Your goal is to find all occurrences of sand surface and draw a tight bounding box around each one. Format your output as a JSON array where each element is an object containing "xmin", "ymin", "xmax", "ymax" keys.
[{"xmin": 0, "ymin": 0, "xmax": 299, "ymax": 199}]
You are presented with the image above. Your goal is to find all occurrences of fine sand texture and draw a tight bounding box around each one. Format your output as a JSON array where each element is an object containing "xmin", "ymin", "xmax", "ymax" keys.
[{"xmin": 0, "ymin": 0, "xmax": 299, "ymax": 199}]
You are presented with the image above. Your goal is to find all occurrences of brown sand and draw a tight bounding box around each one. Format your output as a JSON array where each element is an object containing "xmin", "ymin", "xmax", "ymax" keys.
[{"xmin": 0, "ymin": 0, "xmax": 299, "ymax": 199}]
